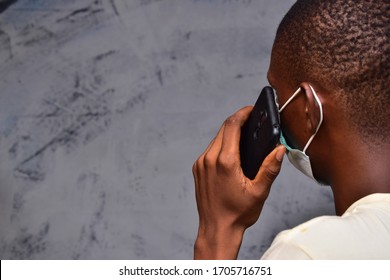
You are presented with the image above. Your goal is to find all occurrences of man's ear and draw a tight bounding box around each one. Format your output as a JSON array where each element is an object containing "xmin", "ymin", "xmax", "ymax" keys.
[{"xmin": 300, "ymin": 82, "xmax": 322, "ymax": 135}]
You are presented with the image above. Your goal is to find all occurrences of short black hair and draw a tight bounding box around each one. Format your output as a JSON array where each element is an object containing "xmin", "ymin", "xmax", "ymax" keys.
[{"xmin": 273, "ymin": 0, "xmax": 389, "ymax": 145}]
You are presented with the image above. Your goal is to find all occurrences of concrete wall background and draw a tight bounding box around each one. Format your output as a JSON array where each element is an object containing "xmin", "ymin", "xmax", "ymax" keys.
[{"xmin": 0, "ymin": 0, "xmax": 335, "ymax": 260}]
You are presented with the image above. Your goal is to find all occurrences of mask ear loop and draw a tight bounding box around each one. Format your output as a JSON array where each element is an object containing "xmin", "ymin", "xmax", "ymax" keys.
[
  {"xmin": 278, "ymin": 85, "xmax": 324, "ymax": 154},
  {"xmin": 279, "ymin": 87, "xmax": 301, "ymax": 113},
  {"xmin": 302, "ymin": 85, "xmax": 323, "ymax": 154}
]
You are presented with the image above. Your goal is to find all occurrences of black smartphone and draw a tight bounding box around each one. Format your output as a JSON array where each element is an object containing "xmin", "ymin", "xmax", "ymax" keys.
[{"xmin": 240, "ymin": 86, "xmax": 281, "ymax": 179}]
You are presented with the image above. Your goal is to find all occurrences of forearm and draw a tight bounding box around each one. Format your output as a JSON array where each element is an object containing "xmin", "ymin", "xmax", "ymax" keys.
[{"xmin": 194, "ymin": 225, "xmax": 245, "ymax": 260}]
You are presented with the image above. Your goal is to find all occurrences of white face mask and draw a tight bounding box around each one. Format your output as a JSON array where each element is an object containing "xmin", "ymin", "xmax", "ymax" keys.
[{"xmin": 278, "ymin": 85, "xmax": 326, "ymax": 185}]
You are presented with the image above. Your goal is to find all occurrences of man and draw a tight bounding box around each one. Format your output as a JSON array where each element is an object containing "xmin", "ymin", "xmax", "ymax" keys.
[{"xmin": 192, "ymin": 0, "xmax": 390, "ymax": 259}]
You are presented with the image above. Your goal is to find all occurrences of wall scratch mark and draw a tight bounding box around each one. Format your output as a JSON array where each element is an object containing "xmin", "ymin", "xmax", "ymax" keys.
[
  {"xmin": 156, "ymin": 65, "xmax": 163, "ymax": 86},
  {"xmin": 109, "ymin": 0, "xmax": 119, "ymax": 16},
  {"xmin": 94, "ymin": 50, "xmax": 117, "ymax": 62},
  {"xmin": 0, "ymin": 29, "xmax": 13, "ymax": 61},
  {"xmin": 56, "ymin": 5, "xmax": 104, "ymax": 23}
]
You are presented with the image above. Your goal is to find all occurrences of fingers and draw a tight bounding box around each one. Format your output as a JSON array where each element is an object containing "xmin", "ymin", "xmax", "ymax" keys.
[
  {"xmin": 253, "ymin": 145, "xmax": 286, "ymax": 187},
  {"xmin": 206, "ymin": 121, "xmax": 225, "ymax": 156},
  {"xmin": 198, "ymin": 106, "xmax": 253, "ymax": 171},
  {"xmin": 211, "ymin": 106, "xmax": 252, "ymax": 173},
  {"xmin": 193, "ymin": 125, "xmax": 223, "ymax": 173},
  {"xmin": 220, "ymin": 106, "xmax": 253, "ymax": 157}
]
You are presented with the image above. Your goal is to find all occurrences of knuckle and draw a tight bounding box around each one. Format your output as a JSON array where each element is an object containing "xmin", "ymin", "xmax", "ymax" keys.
[
  {"xmin": 216, "ymin": 153, "xmax": 235, "ymax": 171},
  {"xmin": 203, "ymin": 153, "xmax": 215, "ymax": 168},
  {"xmin": 224, "ymin": 115, "xmax": 240, "ymax": 126},
  {"xmin": 192, "ymin": 161, "xmax": 198, "ymax": 174},
  {"xmin": 254, "ymin": 187, "xmax": 270, "ymax": 201}
]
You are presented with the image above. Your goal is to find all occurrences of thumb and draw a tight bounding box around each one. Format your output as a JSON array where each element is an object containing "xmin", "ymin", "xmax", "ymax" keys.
[{"xmin": 253, "ymin": 145, "xmax": 286, "ymax": 186}]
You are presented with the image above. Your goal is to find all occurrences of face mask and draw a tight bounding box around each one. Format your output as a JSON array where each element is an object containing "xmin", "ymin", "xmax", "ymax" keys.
[{"xmin": 278, "ymin": 85, "xmax": 326, "ymax": 185}]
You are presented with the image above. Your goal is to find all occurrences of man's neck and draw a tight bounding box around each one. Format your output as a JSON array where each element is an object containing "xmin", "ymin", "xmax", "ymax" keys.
[{"xmin": 330, "ymin": 143, "xmax": 390, "ymax": 215}]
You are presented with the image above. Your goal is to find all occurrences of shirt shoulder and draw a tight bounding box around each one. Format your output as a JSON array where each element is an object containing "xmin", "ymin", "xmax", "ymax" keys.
[{"xmin": 261, "ymin": 193, "xmax": 390, "ymax": 259}]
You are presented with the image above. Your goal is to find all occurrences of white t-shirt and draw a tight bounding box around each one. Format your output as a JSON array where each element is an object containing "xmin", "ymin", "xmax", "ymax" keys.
[{"xmin": 261, "ymin": 193, "xmax": 390, "ymax": 259}]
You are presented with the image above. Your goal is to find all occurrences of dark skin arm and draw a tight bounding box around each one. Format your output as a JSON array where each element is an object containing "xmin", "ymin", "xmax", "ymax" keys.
[{"xmin": 193, "ymin": 106, "xmax": 286, "ymax": 259}]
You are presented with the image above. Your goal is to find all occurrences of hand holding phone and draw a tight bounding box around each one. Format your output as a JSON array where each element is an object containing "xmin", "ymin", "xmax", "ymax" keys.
[{"xmin": 193, "ymin": 106, "xmax": 285, "ymax": 259}]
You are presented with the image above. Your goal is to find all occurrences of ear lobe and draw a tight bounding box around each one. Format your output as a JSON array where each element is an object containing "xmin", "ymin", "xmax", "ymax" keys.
[{"xmin": 301, "ymin": 82, "xmax": 321, "ymax": 135}]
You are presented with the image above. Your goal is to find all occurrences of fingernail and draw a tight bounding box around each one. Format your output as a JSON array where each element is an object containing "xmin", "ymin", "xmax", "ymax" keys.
[{"xmin": 276, "ymin": 146, "xmax": 285, "ymax": 162}]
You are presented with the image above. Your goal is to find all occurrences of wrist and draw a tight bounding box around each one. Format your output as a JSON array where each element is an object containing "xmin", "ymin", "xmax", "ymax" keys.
[{"xmin": 194, "ymin": 224, "xmax": 245, "ymax": 260}]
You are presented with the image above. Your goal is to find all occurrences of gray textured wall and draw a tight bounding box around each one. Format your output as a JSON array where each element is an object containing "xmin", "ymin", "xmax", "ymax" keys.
[{"xmin": 0, "ymin": 0, "xmax": 335, "ymax": 260}]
